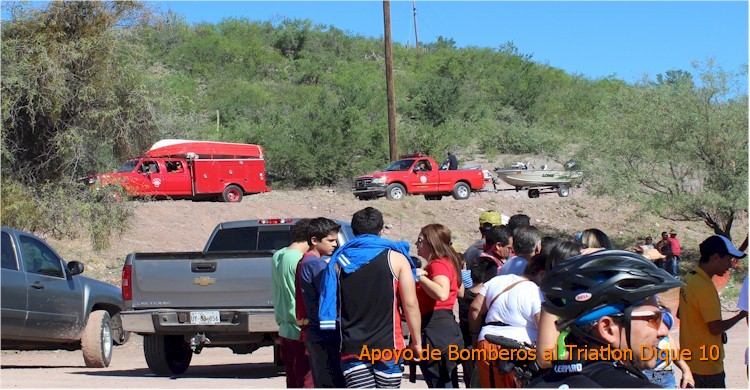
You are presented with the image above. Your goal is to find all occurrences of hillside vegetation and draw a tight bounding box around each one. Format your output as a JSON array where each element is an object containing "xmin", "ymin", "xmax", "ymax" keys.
[{"xmin": 1, "ymin": 2, "xmax": 747, "ymax": 249}]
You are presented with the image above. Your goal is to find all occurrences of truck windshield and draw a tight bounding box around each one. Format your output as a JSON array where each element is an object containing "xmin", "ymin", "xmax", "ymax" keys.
[
  {"xmin": 116, "ymin": 160, "xmax": 139, "ymax": 173},
  {"xmin": 384, "ymin": 159, "xmax": 415, "ymax": 172}
]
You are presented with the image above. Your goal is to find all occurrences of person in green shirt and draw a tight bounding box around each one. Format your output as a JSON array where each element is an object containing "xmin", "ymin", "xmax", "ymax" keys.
[{"xmin": 272, "ymin": 219, "xmax": 313, "ymax": 388}]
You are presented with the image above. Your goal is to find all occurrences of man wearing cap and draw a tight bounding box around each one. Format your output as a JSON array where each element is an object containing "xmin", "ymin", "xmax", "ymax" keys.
[
  {"xmin": 679, "ymin": 235, "xmax": 748, "ymax": 388},
  {"xmin": 463, "ymin": 211, "xmax": 507, "ymax": 272}
]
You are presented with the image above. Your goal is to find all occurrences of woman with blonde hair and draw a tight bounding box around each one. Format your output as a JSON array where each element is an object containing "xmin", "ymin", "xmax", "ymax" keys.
[
  {"xmin": 575, "ymin": 228, "xmax": 612, "ymax": 251},
  {"xmin": 414, "ymin": 224, "xmax": 464, "ymax": 388}
]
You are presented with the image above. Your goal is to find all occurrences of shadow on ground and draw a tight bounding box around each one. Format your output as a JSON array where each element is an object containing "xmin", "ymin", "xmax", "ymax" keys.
[{"xmin": 68, "ymin": 363, "xmax": 283, "ymax": 380}]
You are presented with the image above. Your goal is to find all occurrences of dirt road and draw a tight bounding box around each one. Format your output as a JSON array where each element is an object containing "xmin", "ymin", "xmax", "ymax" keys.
[{"xmin": 2, "ymin": 310, "xmax": 747, "ymax": 389}]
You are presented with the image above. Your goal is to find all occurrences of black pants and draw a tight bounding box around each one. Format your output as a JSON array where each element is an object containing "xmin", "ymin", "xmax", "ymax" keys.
[
  {"xmin": 693, "ymin": 372, "xmax": 725, "ymax": 388},
  {"xmin": 419, "ymin": 310, "xmax": 464, "ymax": 388},
  {"xmin": 305, "ymin": 338, "xmax": 346, "ymax": 388}
]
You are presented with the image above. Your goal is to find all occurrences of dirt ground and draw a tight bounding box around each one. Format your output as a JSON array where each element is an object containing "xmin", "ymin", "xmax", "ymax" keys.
[
  {"xmin": 45, "ymin": 182, "xmax": 748, "ymax": 288},
  {"xmin": 4, "ymin": 177, "xmax": 748, "ymax": 388}
]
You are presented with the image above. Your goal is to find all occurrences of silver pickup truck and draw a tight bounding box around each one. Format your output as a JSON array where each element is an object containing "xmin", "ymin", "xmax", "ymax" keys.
[
  {"xmin": 120, "ymin": 218, "xmax": 354, "ymax": 376},
  {"xmin": 1, "ymin": 226, "xmax": 127, "ymax": 368}
]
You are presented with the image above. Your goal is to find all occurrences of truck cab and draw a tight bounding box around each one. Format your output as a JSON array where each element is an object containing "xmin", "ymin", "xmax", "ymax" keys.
[
  {"xmin": 101, "ymin": 157, "xmax": 192, "ymax": 198},
  {"xmin": 1, "ymin": 227, "xmax": 126, "ymax": 367}
]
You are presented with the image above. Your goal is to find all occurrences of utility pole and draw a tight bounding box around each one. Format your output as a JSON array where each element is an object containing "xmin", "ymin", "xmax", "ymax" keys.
[
  {"xmin": 383, "ymin": 0, "xmax": 398, "ymax": 161},
  {"xmin": 412, "ymin": 0, "xmax": 420, "ymax": 56}
]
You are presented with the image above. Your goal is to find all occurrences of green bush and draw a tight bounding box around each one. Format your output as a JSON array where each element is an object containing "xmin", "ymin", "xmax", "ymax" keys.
[{"xmin": 1, "ymin": 178, "xmax": 133, "ymax": 251}]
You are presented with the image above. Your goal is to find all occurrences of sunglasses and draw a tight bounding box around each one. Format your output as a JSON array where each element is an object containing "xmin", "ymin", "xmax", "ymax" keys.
[{"xmin": 630, "ymin": 310, "xmax": 664, "ymax": 330}]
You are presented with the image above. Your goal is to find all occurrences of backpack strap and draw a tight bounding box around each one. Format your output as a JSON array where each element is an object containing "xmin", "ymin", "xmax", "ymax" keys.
[{"xmin": 487, "ymin": 279, "xmax": 531, "ymax": 308}]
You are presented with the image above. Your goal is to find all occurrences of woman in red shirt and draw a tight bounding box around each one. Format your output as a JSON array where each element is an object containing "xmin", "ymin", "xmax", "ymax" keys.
[{"xmin": 415, "ymin": 224, "xmax": 465, "ymax": 388}]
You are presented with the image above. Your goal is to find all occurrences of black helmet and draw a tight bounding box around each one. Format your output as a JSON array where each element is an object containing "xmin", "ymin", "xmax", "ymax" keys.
[{"xmin": 541, "ymin": 249, "xmax": 684, "ymax": 330}]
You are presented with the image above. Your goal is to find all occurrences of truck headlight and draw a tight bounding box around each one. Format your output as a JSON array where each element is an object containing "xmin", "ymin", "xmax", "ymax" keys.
[{"xmin": 372, "ymin": 177, "xmax": 386, "ymax": 185}]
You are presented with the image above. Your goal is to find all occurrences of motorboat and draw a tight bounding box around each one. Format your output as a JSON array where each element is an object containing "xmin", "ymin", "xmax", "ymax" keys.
[{"xmin": 493, "ymin": 161, "xmax": 582, "ymax": 198}]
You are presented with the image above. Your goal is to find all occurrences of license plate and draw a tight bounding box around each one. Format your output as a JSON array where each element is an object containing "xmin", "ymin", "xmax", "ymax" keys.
[{"xmin": 190, "ymin": 311, "xmax": 220, "ymax": 325}]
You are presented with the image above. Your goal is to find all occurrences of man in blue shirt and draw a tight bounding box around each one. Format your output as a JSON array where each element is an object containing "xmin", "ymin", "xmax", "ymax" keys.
[{"xmin": 296, "ymin": 217, "xmax": 345, "ymax": 388}]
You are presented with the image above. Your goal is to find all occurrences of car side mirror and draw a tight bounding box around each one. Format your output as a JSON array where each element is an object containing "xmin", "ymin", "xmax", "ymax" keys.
[{"xmin": 67, "ymin": 261, "xmax": 84, "ymax": 276}]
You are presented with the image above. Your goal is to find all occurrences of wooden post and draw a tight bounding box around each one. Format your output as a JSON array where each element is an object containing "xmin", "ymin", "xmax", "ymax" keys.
[
  {"xmin": 412, "ymin": 0, "xmax": 420, "ymax": 56},
  {"xmin": 383, "ymin": 1, "xmax": 398, "ymax": 161}
]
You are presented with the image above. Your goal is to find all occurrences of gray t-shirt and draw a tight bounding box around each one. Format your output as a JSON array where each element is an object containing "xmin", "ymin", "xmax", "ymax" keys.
[{"xmin": 463, "ymin": 238, "xmax": 485, "ymax": 270}]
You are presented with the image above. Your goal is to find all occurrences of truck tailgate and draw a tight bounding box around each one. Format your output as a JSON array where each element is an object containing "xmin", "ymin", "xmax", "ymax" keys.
[{"xmin": 129, "ymin": 252, "xmax": 273, "ymax": 309}]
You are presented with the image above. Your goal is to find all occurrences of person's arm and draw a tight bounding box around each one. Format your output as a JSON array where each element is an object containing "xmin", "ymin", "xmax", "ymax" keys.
[
  {"xmin": 536, "ymin": 307, "xmax": 561, "ymax": 369},
  {"xmin": 468, "ymin": 293, "xmax": 487, "ymax": 346},
  {"xmin": 707, "ymin": 311, "xmax": 747, "ymax": 335},
  {"xmin": 668, "ymin": 333, "xmax": 695, "ymax": 388},
  {"xmin": 674, "ymin": 356, "xmax": 695, "ymax": 388},
  {"xmin": 415, "ymin": 267, "xmax": 451, "ymax": 302},
  {"xmin": 392, "ymin": 252, "xmax": 422, "ymax": 356}
]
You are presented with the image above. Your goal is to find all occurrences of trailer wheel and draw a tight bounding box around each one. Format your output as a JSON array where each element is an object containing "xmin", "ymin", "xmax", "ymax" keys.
[
  {"xmin": 81, "ymin": 310, "xmax": 113, "ymax": 368},
  {"xmin": 452, "ymin": 182, "xmax": 471, "ymax": 200},
  {"xmin": 528, "ymin": 189, "xmax": 540, "ymax": 198},
  {"xmin": 557, "ymin": 186, "xmax": 570, "ymax": 198},
  {"xmin": 385, "ymin": 183, "xmax": 406, "ymax": 200},
  {"xmin": 222, "ymin": 185, "xmax": 243, "ymax": 202},
  {"xmin": 143, "ymin": 334, "xmax": 192, "ymax": 376}
]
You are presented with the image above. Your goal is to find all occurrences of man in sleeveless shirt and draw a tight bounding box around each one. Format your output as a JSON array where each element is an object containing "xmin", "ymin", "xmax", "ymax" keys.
[{"xmin": 319, "ymin": 207, "xmax": 422, "ymax": 388}]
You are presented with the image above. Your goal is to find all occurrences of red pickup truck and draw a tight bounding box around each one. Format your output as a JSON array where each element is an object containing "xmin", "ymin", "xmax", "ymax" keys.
[
  {"xmin": 352, "ymin": 153, "xmax": 485, "ymax": 201},
  {"xmin": 85, "ymin": 140, "xmax": 270, "ymax": 202}
]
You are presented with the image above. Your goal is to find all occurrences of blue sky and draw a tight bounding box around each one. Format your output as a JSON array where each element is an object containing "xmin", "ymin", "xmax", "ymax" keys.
[{"xmin": 152, "ymin": 1, "xmax": 748, "ymax": 86}]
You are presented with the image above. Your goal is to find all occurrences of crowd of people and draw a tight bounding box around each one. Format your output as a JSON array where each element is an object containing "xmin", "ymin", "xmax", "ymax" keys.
[
  {"xmin": 632, "ymin": 231, "xmax": 682, "ymax": 277},
  {"xmin": 271, "ymin": 207, "xmax": 748, "ymax": 388}
]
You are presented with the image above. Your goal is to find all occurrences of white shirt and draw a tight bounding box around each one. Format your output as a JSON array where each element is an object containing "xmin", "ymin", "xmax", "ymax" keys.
[
  {"xmin": 477, "ymin": 274, "xmax": 542, "ymax": 345},
  {"xmin": 498, "ymin": 255, "xmax": 527, "ymax": 276},
  {"xmin": 738, "ymin": 275, "xmax": 748, "ymax": 312}
]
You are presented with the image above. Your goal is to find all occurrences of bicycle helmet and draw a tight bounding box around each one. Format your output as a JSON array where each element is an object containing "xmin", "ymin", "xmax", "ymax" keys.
[{"xmin": 540, "ymin": 249, "xmax": 684, "ymax": 331}]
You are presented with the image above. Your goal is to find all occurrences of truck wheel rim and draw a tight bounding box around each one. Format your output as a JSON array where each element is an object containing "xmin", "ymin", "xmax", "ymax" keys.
[
  {"xmin": 103, "ymin": 322, "xmax": 112, "ymax": 357},
  {"xmin": 227, "ymin": 189, "xmax": 239, "ymax": 201},
  {"xmin": 392, "ymin": 188, "xmax": 403, "ymax": 199},
  {"xmin": 459, "ymin": 187, "xmax": 468, "ymax": 198}
]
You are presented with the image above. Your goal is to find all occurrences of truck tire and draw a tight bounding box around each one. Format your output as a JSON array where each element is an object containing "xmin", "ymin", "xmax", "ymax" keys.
[
  {"xmin": 385, "ymin": 183, "xmax": 406, "ymax": 200},
  {"xmin": 557, "ymin": 186, "xmax": 570, "ymax": 198},
  {"xmin": 104, "ymin": 187, "xmax": 123, "ymax": 203},
  {"xmin": 144, "ymin": 334, "xmax": 193, "ymax": 376},
  {"xmin": 222, "ymin": 185, "xmax": 243, "ymax": 203},
  {"xmin": 452, "ymin": 182, "xmax": 471, "ymax": 200},
  {"xmin": 81, "ymin": 310, "xmax": 113, "ymax": 368},
  {"xmin": 110, "ymin": 312, "xmax": 130, "ymax": 346}
]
